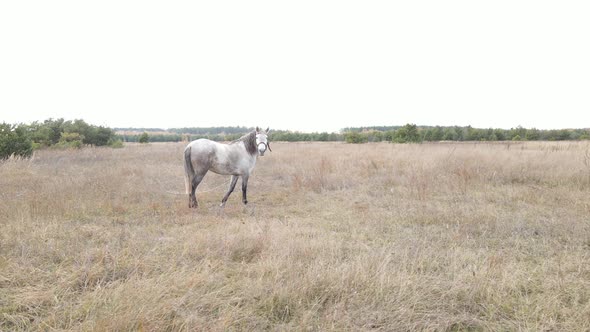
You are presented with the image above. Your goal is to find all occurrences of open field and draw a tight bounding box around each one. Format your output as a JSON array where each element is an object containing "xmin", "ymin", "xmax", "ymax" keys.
[{"xmin": 1, "ymin": 141, "xmax": 590, "ymax": 331}]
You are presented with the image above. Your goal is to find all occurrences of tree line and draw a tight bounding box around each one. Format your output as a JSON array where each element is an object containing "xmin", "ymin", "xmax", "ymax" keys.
[
  {"xmin": 1, "ymin": 119, "xmax": 119, "ymax": 159},
  {"xmin": 119, "ymin": 125, "xmax": 590, "ymax": 144},
  {"xmin": 3, "ymin": 120, "xmax": 589, "ymax": 159},
  {"xmin": 117, "ymin": 130, "xmax": 346, "ymax": 143},
  {"xmin": 342, "ymin": 125, "xmax": 590, "ymax": 143}
]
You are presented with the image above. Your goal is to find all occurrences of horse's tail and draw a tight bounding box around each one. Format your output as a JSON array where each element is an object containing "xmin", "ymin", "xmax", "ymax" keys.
[{"xmin": 184, "ymin": 145, "xmax": 194, "ymax": 194}]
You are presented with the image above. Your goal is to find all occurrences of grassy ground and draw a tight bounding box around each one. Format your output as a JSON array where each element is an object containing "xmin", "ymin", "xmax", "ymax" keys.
[{"xmin": 1, "ymin": 141, "xmax": 589, "ymax": 331}]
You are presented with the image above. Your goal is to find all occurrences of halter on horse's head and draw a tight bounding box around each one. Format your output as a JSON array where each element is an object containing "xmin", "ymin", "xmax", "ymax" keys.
[{"xmin": 255, "ymin": 127, "xmax": 271, "ymax": 156}]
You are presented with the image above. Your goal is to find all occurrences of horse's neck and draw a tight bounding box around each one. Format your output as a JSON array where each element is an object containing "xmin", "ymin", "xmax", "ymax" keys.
[
  {"xmin": 241, "ymin": 132, "xmax": 257, "ymax": 156},
  {"xmin": 224, "ymin": 141, "xmax": 256, "ymax": 159}
]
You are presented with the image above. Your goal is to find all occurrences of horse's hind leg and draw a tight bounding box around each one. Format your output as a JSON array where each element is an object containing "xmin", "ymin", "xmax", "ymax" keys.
[
  {"xmin": 189, "ymin": 182, "xmax": 197, "ymax": 208},
  {"xmin": 189, "ymin": 186, "xmax": 197, "ymax": 208},
  {"xmin": 189, "ymin": 171, "xmax": 207, "ymax": 208}
]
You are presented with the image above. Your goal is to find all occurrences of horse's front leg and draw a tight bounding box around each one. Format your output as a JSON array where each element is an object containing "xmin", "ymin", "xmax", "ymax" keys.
[
  {"xmin": 241, "ymin": 174, "xmax": 249, "ymax": 205},
  {"xmin": 220, "ymin": 175, "xmax": 239, "ymax": 207}
]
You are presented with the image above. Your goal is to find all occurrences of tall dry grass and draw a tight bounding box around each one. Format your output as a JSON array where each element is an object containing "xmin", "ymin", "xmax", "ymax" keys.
[{"xmin": 1, "ymin": 141, "xmax": 590, "ymax": 331}]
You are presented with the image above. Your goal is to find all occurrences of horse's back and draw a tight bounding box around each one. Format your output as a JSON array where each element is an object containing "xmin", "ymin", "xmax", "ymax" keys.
[
  {"xmin": 186, "ymin": 139, "xmax": 248, "ymax": 175},
  {"xmin": 186, "ymin": 138, "xmax": 218, "ymax": 153}
]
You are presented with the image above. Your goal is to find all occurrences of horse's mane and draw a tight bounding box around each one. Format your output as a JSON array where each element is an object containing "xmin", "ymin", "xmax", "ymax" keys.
[{"xmin": 231, "ymin": 131, "xmax": 257, "ymax": 155}]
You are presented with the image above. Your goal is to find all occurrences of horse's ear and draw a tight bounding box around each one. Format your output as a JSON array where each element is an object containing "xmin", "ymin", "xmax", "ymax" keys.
[
  {"xmin": 266, "ymin": 127, "xmax": 270, "ymax": 133},
  {"xmin": 256, "ymin": 126, "xmax": 260, "ymax": 132}
]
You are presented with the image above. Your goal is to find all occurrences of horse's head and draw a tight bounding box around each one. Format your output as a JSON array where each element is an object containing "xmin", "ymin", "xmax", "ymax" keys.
[{"xmin": 255, "ymin": 127, "xmax": 271, "ymax": 156}]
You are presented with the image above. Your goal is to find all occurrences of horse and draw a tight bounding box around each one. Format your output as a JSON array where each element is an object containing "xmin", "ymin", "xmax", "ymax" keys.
[{"xmin": 184, "ymin": 127, "xmax": 271, "ymax": 208}]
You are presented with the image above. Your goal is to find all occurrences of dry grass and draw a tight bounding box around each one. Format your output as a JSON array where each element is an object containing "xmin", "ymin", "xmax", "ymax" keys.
[{"xmin": 1, "ymin": 141, "xmax": 590, "ymax": 331}]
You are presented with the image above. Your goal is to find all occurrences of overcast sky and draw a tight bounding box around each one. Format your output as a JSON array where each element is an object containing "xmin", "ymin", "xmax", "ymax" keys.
[{"xmin": 1, "ymin": 1, "xmax": 589, "ymax": 133}]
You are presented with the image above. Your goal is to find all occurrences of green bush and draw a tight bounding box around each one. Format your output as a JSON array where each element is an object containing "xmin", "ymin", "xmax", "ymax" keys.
[
  {"xmin": 0, "ymin": 123, "xmax": 33, "ymax": 159},
  {"xmin": 392, "ymin": 124, "xmax": 422, "ymax": 143},
  {"xmin": 344, "ymin": 132, "xmax": 368, "ymax": 144},
  {"xmin": 109, "ymin": 138, "xmax": 124, "ymax": 148},
  {"xmin": 139, "ymin": 132, "xmax": 149, "ymax": 143},
  {"xmin": 55, "ymin": 132, "xmax": 84, "ymax": 149}
]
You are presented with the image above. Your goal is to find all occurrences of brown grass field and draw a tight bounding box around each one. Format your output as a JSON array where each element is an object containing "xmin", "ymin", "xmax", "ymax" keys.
[{"xmin": 1, "ymin": 141, "xmax": 590, "ymax": 331}]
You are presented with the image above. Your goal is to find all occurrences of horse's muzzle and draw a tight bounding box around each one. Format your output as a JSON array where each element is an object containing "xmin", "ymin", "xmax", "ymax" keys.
[{"xmin": 258, "ymin": 142, "xmax": 268, "ymax": 156}]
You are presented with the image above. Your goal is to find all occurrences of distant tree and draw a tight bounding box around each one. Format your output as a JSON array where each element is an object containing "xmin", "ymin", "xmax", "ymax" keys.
[
  {"xmin": 345, "ymin": 132, "xmax": 368, "ymax": 144},
  {"xmin": 525, "ymin": 128, "xmax": 541, "ymax": 141},
  {"xmin": 423, "ymin": 128, "xmax": 433, "ymax": 141},
  {"xmin": 493, "ymin": 129, "xmax": 507, "ymax": 141},
  {"xmin": 92, "ymin": 126, "xmax": 116, "ymax": 146},
  {"xmin": 392, "ymin": 128, "xmax": 408, "ymax": 143},
  {"xmin": 393, "ymin": 124, "xmax": 421, "ymax": 143},
  {"xmin": 0, "ymin": 123, "xmax": 33, "ymax": 159},
  {"xmin": 488, "ymin": 133, "xmax": 499, "ymax": 141},
  {"xmin": 465, "ymin": 126, "xmax": 478, "ymax": 141},
  {"xmin": 431, "ymin": 126, "xmax": 444, "ymax": 141},
  {"xmin": 25, "ymin": 121, "xmax": 53, "ymax": 147},
  {"xmin": 65, "ymin": 119, "xmax": 92, "ymax": 142},
  {"xmin": 329, "ymin": 132, "xmax": 344, "ymax": 141},
  {"xmin": 556, "ymin": 129, "xmax": 572, "ymax": 141},
  {"xmin": 367, "ymin": 130, "xmax": 383, "ymax": 142},
  {"xmin": 383, "ymin": 130, "xmax": 395, "ymax": 142},
  {"xmin": 543, "ymin": 130, "xmax": 572, "ymax": 141},
  {"xmin": 442, "ymin": 127, "xmax": 457, "ymax": 141},
  {"xmin": 139, "ymin": 132, "xmax": 150, "ymax": 143},
  {"xmin": 485, "ymin": 128, "xmax": 497, "ymax": 141},
  {"xmin": 465, "ymin": 126, "xmax": 489, "ymax": 141},
  {"xmin": 45, "ymin": 118, "xmax": 67, "ymax": 145},
  {"xmin": 316, "ymin": 132, "xmax": 330, "ymax": 141},
  {"xmin": 510, "ymin": 126, "xmax": 528, "ymax": 141},
  {"xmin": 454, "ymin": 126, "xmax": 465, "ymax": 141}
]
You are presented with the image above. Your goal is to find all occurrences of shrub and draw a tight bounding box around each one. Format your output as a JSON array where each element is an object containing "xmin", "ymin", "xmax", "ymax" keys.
[
  {"xmin": 55, "ymin": 132, "xmax": 84, "ymax": 149},
  {"xmin": 109, "ymin": 138, "xmax": 124, "ymax": 148},
  {"xmin": 90, "ymin": 126, "xmax": 116, "ymax": 146},
  {"xmin": 139, "ymin": 132, "xmax": 150, "ymax": 144},
  {"xmin": 393, "ymin": 124, "xmax": 422, "ymax": 143},
  {"xmin": 344, "ymin": 132, "xmax": 368, "ymax": 144},
  {"xmin": 0, "ymin": 123, "xmax": 33, "ymax": 159}
]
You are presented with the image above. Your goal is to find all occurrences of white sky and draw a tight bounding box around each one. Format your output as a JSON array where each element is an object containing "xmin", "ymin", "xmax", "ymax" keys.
[{"xmin": 1, "ymin": 1, "xmax": 589, "ymax": 133}]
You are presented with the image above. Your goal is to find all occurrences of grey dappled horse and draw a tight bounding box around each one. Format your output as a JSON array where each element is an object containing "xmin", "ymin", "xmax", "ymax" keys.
[{"xmin": 184, "ymin": 127, "xmax": 271, "ymax": 208}]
